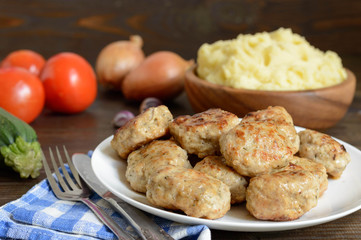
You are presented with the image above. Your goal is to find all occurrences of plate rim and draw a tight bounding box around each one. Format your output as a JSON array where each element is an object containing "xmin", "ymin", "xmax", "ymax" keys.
[{"xmin": 91, "ymin": 130, "xmax": 361, "ymax": 232}]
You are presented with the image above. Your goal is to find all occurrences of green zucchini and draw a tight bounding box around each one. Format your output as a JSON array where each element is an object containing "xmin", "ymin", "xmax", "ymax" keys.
[{"xmin": 0, "ymin": 107, "xmax": 42, "ymax": 178}]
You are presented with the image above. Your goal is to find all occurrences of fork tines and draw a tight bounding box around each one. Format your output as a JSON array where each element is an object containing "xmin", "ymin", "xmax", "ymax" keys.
[
  {"xmin": 43, "ymin": 146, "xmax": 137, "ymax": 240},
  {"xmin": 43, "ymin": 146, "xmax": 83, "ymax": 198}
]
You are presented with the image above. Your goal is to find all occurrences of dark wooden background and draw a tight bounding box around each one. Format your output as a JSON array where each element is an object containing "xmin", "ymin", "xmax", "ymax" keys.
[
  {"xmin": 1, "ymin": 0, "xmax": 361, "ymax": 60},
  {"xmin": 1, "ymin": 0, "xmax": 361, "ymax": 239}
]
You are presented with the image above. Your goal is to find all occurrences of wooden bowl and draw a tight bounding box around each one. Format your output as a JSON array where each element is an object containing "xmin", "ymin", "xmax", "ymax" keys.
[{"xmin": 184, "ymin": 65, "xmax": 356, "ymax": 129}]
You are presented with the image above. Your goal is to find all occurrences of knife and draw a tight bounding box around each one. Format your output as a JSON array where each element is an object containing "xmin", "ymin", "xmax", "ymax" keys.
[{"xmin": 72, "ymin": 153, "xmax": 174, "ymax": 240}]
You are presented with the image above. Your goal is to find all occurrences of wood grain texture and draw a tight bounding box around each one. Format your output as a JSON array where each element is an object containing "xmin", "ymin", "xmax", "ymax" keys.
[
  {"xmin": 0, "ymin": 0, "xmax": 361, "ymax": 63},
  {"xmin": 185, "ymin": 66, "xmax": 356, "ymax": 129}
]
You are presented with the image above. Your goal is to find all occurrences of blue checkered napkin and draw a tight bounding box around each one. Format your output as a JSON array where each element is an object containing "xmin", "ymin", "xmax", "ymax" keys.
[{"xmin": 0, "ymin": 167, "xmax": 211, "ymax": 240}]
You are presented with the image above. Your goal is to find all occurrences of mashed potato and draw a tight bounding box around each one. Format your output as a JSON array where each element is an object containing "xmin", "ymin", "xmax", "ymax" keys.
[{"xmin": 197, "ymin": 28, "xmax": 347, "ymax": 91}]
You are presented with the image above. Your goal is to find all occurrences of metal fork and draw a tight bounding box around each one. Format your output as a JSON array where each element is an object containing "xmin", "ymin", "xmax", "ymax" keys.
[{"xmin": 42, "ymin": 146, "xmax": 136, "ymax": 240}]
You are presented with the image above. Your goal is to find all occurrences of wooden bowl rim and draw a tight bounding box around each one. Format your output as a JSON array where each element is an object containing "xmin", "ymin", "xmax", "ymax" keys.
[{"xmin": 186, "ymin": 64, "xmax": 356, "ymax": 95}]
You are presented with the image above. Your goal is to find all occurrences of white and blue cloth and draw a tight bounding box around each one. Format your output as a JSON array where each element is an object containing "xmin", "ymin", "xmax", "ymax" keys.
[{"xmin": 0, "ymin": 167, "xmax": 211, "ymax": 240}]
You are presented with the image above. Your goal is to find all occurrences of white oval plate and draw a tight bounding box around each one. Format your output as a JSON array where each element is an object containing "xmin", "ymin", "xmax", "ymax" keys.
[{"xmin": 91, "ymin": 129, "xmax": 361, "ymax": 232}]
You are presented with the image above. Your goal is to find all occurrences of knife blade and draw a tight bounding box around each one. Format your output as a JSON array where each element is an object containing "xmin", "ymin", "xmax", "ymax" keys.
[{"xmin": 72, "ymin": 153, "xmax": 174, "ymax": 240}]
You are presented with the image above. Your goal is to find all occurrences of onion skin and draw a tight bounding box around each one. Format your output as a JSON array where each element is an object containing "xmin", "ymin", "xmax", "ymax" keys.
[
  {"xmin": 112, "ymin": 110, "xmax": 135, "ymax": 128},
  {"xmin": 122, "ymin": 51, "xmax": 193, "ymax": 101},
  {"xmin": 95, "ymin": 35, "xmax": 145, "ymax": 90},
  {"xmin": 139, "ymin": 97, "xmax": 162, "ymax": 113}
]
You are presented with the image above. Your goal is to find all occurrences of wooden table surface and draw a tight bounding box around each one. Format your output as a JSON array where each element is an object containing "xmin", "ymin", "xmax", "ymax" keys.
[{"xmin": 1, "ymin": 0, "xmax": 361, "ymax": 239}]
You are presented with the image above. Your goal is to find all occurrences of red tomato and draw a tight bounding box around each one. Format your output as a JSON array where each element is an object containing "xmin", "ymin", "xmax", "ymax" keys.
[
  {"xmin": 0, "ymin": 49, "xmax": 46, "ymax": 76},
  {"xmin": 40, "ymin": 52, "xmax": 97, "ymax": 114},
  {"xmin": 0, "ymin": 68, "xmax": 45, "ymax": 123}
]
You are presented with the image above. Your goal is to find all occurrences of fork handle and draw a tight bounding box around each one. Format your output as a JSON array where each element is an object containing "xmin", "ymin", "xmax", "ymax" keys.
[
  {"xmin": 105, "ymin": 197, "xmax": 174, "ymax": 240},
  {"xmin": 81, "ymin": 198, "xmax": 135, "ymax": 240}
]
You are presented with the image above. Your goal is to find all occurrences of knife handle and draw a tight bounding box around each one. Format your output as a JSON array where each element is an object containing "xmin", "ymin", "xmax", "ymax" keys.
[
  {"xmin": 81, "ymin": 198, "xmax": 135, "ymax": 240},
  {"xmin": 105, "ymin": 197, "xmax": 174, "ymax": 240},
  {"xmin": 106, "ymin": 198, "xmax": 145, "ymax": 238}
]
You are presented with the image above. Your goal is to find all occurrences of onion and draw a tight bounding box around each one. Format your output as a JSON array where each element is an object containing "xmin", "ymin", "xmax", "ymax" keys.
[
  {"xmin": 121, "ymin": 51, "xmax": 193, "ymax": 101},
  {"xmin": 139, "ymin": 97, "xmax": 162, "ymax": 113},
  {"xmin": 112, "ymin": 110, "xmax": 135, "ymax": 128},
  {"xmin": 95, "ymin": 35, "xmax": 145, "ymax": 90}
]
